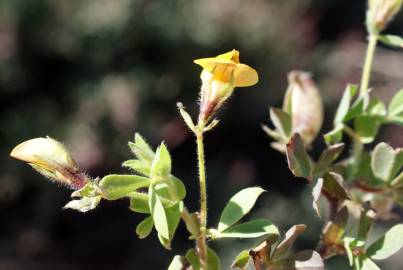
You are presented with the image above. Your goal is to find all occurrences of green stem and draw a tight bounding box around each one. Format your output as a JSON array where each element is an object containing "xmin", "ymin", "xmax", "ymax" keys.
[
  {"xmin": 343, "ymin": 125, "xmax": 363, "ymax": 176},
  {"xmin": 359, "ymin": 34, "xmax": 378, "ymax": 96},
  {"xmin": 350, "ymin": 34, "xmax": 377, "ymax": 174},
  {"xmin": 195, "ymin": 123, "xmax": 208, "ymax": 270}
]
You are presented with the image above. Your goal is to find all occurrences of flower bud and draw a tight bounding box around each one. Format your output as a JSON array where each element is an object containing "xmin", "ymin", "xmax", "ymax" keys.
[
  {"xmin": 283, "ymin": 71, "xmax": 323, "ymax": 146},
  {"xmin": 367, "ymin": 0, "xmax": 403, "ymax": 34},
  {"xmin": 194, "ymin": 50, "xmax": 258, "ymax": 122},
  {"xmin": 10, "ymin": 137, "xmax": 87, "ymax": 189}
]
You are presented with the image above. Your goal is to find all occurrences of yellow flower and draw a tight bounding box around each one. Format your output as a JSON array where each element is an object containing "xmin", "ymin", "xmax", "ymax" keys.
[
  {"xmin": 10, "ymin": 137, "xmax": 87, "ymax": 189},
  {"xmin": 194, "ymin": 50, "xmax": 258, "ymax": 122},
  {"xmin": 194, "ymin": 50, "xmax": 258, "ymax": 87}
]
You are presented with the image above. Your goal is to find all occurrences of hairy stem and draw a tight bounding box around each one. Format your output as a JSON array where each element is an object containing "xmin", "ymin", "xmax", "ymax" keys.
[
  {"xmin": 359, "ymin": 34, "xmax": 378, "ymax": 96},
  {"xmin": 196, "ymin": 123, "xmax": 208, "ymax": 270}
]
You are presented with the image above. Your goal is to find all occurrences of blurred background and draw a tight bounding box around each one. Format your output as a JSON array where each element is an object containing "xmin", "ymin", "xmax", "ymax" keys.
[{"xmin": 1, "ymin": 0, "xmax": 403, "ymax": 269}]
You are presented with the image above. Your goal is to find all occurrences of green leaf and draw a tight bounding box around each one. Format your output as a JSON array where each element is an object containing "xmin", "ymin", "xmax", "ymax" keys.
[
  {"xmin": 358, "ymin": 209, "xmax": 376, "ymax": 240},
  {"xmin": 286, "ymin": 133, "xmax": 313, "ymax": 178},
  {"xmin": 207, "ymin": 248, "xmax": 221, "ymax": 270},
  {"xmin": 157, "ymin": 233, "xmax": 171, "ymax": 250},
  {"xmin": 63, "ymin": 196, "xmax": 101, "ymax": 212},
  {"xmin": 361, "ymin": 256, "xmax": 380, "ymax": 270},
  {"xmin": 270, "ymin": 107, "xmax": 292, "ymax": 138},
  {"xmin": 322, "ymin": 206, "xmax": 348, "ymax": 247},
  {"xmin": 231, "ymin": 250, "xmax": 250, "ymax": 269},
  {"xmin": 388, "ymin": 89, "xmax": 403, "ymax": 116},
  {"xmin": 156, "ymin": 176, "xmax": 186, "ymax": 202},
  {"xmin": 185, "ymin": 247, "xmax": 221, "ymax": 270},
  {"xmin": 129, "ymin": 133, "xmax": 155, "ymax": 165},
  {"xmin": 129, "ymin": 183, "xmax": 181, "ymax": 214},
  {"xmin": 334, "ymin": 84, "xmax": 358, "ymax": 125},
  {"xmin": 218, "ymin": 187, "xmax": 266, "ymax": 232},
  {"xmin": 324, "ymin": 125, "xmax": 343, "ymax": 145},
  {"xmin": 273, "ymin": 224, "xmax": 307, "ymax": 260},
  {"xmin": 122, "ymin": 159, "xmax": 151, "ymax": 176},
  {"xmin": 354, "ymin": 115, "xmax": 380, "ymax": 144},
  {"xmin": 391, "ymin": 150, "xmax": 403, "ymax": 178},
  {"xmin": 322, "ymin": 172, "xmax": 350, "ymax": 200},
  {"xmin": 168, "ymin": 255, "xmax": 187, "ymax": 270},
  {"xmin": 185, "ymin": 249, "xmax": 200, "ymax": 269},
  {"xmin": 99, "ymin": 175, "xmax": 151, "ymax": 200},
  {"xmin": 129, "ymin": 192, "xmax": 150, "ymax": 213},
  {"xmin": 312, "ymin": 143, "xmax": 344, "ymax": 177},
  {"xmin": 136, "ymin": 216, "xmax": 154, "ymax": 239},
  {"xmin": 215, "ymin": 219, "xmax": 279, "ymax": 239},
  {"xmin": 379, "ymin": 34, "xmax": 403, "ymax": 48},
  {"xmin": 165, "ymin": 202, "xmax": 183, "ymax": 240},
  {"xmin": 149, "ymin": 185, "xmax": 170, "ymax": 240},
  {"xmin": 367, "ymin": 97, "xmax": 387, "ymax": 118},
  {"xmin": 151, "ymin": 143, "xmax": 172, "ymax": 178},
  {"xmin": 371, "ymin": 143, "xmax": 396, "ymax": 182},
  {"xmin": 356, "ymin": 152, "xmax": 383, "ymax": 188},
  {"xmin": 344, "ymin": 92, "xmax": 366, "ymax": 122},
  {"xmin": 366, "ymin": 224, "xmax": 403, "ymax": 260},
  {"xmin": 183, "ymin": 212, "xmax": 200, "ymax": 237}
]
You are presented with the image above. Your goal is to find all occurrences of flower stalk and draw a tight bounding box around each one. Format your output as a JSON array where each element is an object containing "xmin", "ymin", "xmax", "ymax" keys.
[
  {"xmin": 359, "ymin": 34, "xmax": 378, "ymax": 96},
  {"xmin": 195, "ymin": 121, "xmax": 208, "ymax": 269},
  {"xmin": 189, "ymin": 49, "xmax": 259, "ymax": 269}
]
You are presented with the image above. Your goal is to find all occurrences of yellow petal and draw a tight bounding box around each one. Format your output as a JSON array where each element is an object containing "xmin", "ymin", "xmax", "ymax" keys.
[
  {"xmin": 10, "ymin": 137, "xmax": 78, "ymax": 170},
  {"xmin": 216, "ymin": 49, "xmax": 240, "ymax": 63},
  {"xmin": 193, "ymin": 49, "xmax": 240, "ymax": 71},
  {"xmin": 193, "ymin": 58, "xmax": 235, "ymax": 72},
  {"xmin": 233, "ymin": 64, "xmax": 259, "ymax": 87}
]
